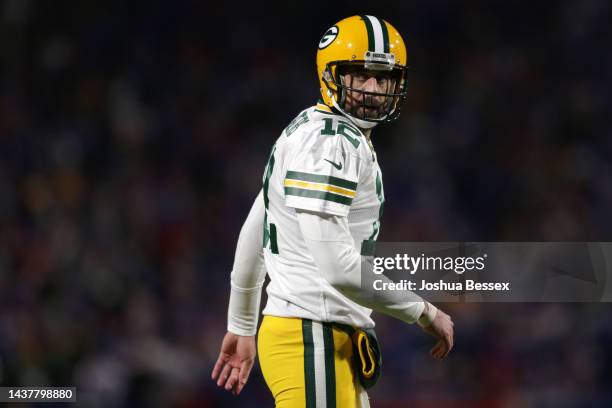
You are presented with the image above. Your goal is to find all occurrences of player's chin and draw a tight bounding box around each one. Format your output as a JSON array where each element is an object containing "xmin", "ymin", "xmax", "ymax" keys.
[{"xmin": 355, "ymin": 106, "xmax": 384, "ymax": 119}]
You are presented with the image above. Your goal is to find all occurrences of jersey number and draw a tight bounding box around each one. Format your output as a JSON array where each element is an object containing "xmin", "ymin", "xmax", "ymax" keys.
[{"xmin": 320, "ymin": 118, "xmax": 361, "ymax": 149}]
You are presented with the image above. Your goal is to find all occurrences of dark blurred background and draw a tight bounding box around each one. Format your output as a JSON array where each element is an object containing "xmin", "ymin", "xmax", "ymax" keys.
[{"xmin": 1, "ymin": 0, "xmax": 612, "ymax": 407}]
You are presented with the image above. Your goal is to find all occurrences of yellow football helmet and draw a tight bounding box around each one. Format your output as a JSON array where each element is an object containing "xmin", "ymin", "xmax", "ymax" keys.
[{"xmin": 316, "ymin": 15, "xmax": 408, "ymax": 128}]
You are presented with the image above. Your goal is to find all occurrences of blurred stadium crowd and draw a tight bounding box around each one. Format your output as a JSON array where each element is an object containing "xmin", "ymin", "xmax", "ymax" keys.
[{"xmin": 1, "ymin": 0, "xmax": 611, "ymax": 406}]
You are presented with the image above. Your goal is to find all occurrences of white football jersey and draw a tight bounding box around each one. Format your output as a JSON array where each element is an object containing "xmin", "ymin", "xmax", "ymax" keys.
[{"xmin": 261, "ymin": 102, "xmax": 385, "ymax": 329}]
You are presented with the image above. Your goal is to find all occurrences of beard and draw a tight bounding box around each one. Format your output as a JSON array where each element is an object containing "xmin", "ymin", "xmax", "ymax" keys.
[{"xmin": 343, "ymin": 91, "xmax": 388, "ymax": 120}]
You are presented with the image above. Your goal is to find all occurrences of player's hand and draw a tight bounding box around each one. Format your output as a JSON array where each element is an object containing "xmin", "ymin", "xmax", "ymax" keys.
[
  {"xmin": 211, "ymin": 331, "xmax": 256, "ymax": 395},
  {"xmin": 421, "ymin": 308, "xmax": 454, "ymax": 360}
]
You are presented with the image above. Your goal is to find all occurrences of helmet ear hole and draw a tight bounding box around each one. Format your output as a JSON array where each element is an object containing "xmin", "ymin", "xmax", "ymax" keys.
[
  {"xmin": 323, "ymin": 69, "xmax": 333, "ymax": 83},
  {"xmin": 337, "ymin": 73, "xmax": 346, "ymax": 106}
]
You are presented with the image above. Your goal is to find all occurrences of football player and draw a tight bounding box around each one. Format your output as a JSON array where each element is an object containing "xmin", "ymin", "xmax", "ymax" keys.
[{"xmin": 212, "ymin": 15, "xmax": 454, "ymax": 407}]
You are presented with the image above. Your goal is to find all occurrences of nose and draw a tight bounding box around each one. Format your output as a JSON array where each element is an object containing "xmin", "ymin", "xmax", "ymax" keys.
[
  {"xmin": 362, "ymin": 76, "xmax": 378, "ymax": 93},
  {"xmin": 359, "ymin": 76, "xmax": 385, "ymax": 106}
]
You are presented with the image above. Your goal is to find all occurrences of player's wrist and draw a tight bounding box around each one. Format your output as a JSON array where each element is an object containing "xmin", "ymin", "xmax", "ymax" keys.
[
  {"xmin": 227, "ymin": 325, "xmax": 257, "ymax": 337},
  {"xmin": 227, "ymin": 282, "xmax": 262, "ymax": 337},
  {"xmin": 417, "ymin": 302, "xmax": 438, "ymax": 328}
]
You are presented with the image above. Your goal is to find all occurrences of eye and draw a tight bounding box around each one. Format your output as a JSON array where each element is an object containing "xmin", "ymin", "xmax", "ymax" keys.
[{"xmin": 353, "ymin": 73, "xmax": 368, "ymax": 81}]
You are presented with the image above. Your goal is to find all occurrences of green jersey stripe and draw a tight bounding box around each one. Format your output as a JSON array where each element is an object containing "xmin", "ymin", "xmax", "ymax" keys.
[
  {"xmin": 286, "ymin": 171, "xmax": 357, "ymax": 191},
  {"xmin": 285, "ymin": 187, "xmax": 353, "ymax": 206},
  {"xmin": 367, "ymin": 170, "xmax": 384, "ymax": 241},
  {"xmin": 269, "ymin": 223, "xmax": 279, "ymax": 254},
  {"xmin": 262, "ymin": 145, "xmax": 276, "ymax": 248},
  {"xmin": 263, "ymin": 146, "xmax": 276, "ymax": 209},
  {"xmin": 361, "ymin": 239, "xmax": 376, "ymax": 256}
]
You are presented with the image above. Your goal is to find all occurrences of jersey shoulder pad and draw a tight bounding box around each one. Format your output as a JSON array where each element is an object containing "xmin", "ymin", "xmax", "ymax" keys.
[{"xmin": 282, "ymin": 108, "xmax": 366, "ymax": 216}]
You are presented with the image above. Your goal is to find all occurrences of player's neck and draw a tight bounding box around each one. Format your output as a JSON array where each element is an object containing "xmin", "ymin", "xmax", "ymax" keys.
[
  {"xmin": 360, "ymin": 128, "xmax": 375, "ymax": 153},
  {"xmin": 361, "ymin": 128, "xmax": 372, "ymax": 140}
]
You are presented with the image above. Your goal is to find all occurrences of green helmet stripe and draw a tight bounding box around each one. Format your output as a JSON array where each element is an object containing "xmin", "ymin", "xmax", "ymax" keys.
[
  {"xmin": 360, "ymin": 15, "xmax": 375, "ymax": 52},
  {"xmin": 379, "ymin": 18, "xmax": 390, "ymax": 53},
  {"xmin": 362, "ymin": 15, "xmax": 390, "ymax": 54}
]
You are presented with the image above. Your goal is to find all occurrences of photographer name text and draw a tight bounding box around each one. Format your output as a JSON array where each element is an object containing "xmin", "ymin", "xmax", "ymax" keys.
[{"xmin": 373, "ymin": 279, "xmax": 510, "ymax": 292}]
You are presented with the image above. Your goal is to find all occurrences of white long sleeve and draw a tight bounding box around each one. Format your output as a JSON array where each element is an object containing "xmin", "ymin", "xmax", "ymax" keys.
[
  {"xmin": 227, "ymin": 191, "xmax": 267, "ymax": 336},
  {"xmin": 296, "ymin": 209, "xmax": 426, "ymax": 324}
]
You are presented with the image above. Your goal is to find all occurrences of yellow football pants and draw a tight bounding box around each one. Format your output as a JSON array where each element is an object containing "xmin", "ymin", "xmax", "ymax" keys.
[{"xmin": 257, "ymin": 315, "xmax": 370, "ymax": 408}]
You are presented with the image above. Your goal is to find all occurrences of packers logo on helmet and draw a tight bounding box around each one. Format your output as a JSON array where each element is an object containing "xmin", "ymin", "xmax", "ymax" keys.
[
  {"xmin": 318, "ymin": 26, "xmax": 338, "ymax": 49},
  {"xmin": 316, "ymin": 15, "xmax": 409, "ymax": 128}
]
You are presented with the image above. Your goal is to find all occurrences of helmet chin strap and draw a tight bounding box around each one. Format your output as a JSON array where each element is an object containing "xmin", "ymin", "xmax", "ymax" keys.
[{"xmin": 330, "ymin": 96, "xmax": 378, "ymax": 130}]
